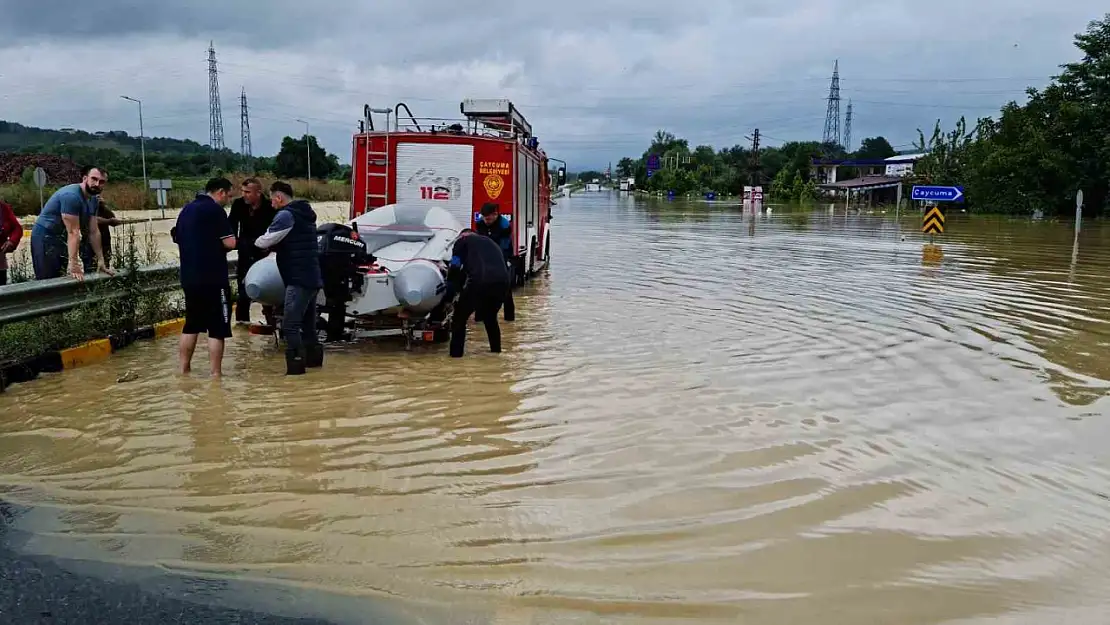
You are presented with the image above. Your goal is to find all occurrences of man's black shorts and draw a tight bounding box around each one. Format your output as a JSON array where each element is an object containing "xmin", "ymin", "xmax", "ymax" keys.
[{"xmin": 183, "ymin": 283, "xmax": 233, "ymax": 339}]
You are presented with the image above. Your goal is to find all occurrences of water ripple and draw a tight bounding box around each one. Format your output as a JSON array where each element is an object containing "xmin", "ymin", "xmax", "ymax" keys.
[{"xmin": 3, "ymin": 198, "xmax": 1110, "ymax": 622}]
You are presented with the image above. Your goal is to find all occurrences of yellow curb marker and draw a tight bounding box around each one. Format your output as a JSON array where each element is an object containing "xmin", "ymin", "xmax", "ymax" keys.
[
  {"xmin": 59, "ymin": 338, "xmax": 113, "ymax": 370},
  {"xmin": 154, "ymin": 318, "xmax": 186, "ymax": 338}
]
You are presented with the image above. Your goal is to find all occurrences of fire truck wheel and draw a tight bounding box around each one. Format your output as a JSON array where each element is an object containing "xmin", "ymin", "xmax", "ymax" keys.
[{"xmin": 513, "ymin": 257, "xmax": 526, "ymax": 287}]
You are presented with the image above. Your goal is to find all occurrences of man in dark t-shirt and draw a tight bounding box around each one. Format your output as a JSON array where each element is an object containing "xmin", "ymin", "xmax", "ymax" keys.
[{"xmin": 171, "ymin": 177, "xmax": 236, "ymax": 377}]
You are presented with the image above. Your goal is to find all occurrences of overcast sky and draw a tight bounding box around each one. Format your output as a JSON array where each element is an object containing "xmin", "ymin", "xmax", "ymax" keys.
[{"xmin": 0, "ymin": 1, "xmax": 1103, "ymax": 170}]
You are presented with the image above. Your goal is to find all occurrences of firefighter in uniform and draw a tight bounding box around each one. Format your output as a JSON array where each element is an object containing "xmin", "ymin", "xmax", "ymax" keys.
[
  {"xmin": 446, "ymin": 230, "xmax": 510, "ymax": 357},
  {"xmin": 474, "ymin": 202, "xmax": 515, "ymax": 321}
]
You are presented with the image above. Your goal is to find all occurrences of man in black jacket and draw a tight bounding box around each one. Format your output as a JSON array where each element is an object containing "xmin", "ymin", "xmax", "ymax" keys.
[
  {"xmin": 227, "ymin": 178, "xmax": 276, "ymax": 323},
  {"xmin": 255, "ymin": 181, "xmax": 324, "ymax": 375},
  {"xmin": 447, "ymin": 229, "xmax": 510, "ymax": 358}
]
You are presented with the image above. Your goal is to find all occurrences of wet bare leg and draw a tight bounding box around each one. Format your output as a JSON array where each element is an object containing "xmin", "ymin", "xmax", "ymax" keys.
[
  {"xmin": 208, "ymin": 338, "xmax": 225, "ymax": 377},
  {"xmin": 179, "ymin": 333, "xmax": 199, "ymax": 374}
]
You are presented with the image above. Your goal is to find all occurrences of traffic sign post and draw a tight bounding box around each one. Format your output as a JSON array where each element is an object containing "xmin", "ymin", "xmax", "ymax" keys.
[
  {"xmin": 922, "ymin": 206, "xmax": 945, "ymax": 235},
  {"xmin": 911, "ymin": 185, "xmax": 964, "ymax": 202},
  {"xmin": 149, "ymin": 179, "xmax": 173, "ymax": 218},
  {"xmin": 32, "ymin": 167, "xmax": 47, "ymax": 211}
]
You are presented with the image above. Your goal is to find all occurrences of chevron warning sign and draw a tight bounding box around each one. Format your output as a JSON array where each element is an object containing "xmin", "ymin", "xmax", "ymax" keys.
[{"xmin": 922, "ymin": 206, "xmax": 945, "ymax": 234}]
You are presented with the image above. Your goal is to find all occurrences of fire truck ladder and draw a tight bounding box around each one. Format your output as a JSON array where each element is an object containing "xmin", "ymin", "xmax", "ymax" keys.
[{"xmin": 364, "ymin": 106, "xmax": 394, "ymax": 208}]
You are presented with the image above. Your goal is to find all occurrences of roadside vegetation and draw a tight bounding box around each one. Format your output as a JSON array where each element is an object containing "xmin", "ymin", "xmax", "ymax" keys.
[{"xmin": 0, "ymin": 223, "xmax": 186, "ymax": 364}]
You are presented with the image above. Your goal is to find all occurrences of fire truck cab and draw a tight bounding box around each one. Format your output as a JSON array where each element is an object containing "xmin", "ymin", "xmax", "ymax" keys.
[{"xmin": 350, "ymin": 99, "xmax": 565, "ymax": 286}]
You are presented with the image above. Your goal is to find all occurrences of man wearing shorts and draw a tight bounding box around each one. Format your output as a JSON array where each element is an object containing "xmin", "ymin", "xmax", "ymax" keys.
[{"xmin": 172, "ymin": 177, "xmax": 236, "ymax": 377}]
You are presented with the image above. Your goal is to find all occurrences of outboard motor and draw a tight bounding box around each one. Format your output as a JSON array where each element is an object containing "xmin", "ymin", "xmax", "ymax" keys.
[
  {"xmin": 316, "ymin": 222, "xmax": 371, "ymax": 341},
  {"xmin": 316, "ymin": 222, "xmax": 371, "ymax": 305}
]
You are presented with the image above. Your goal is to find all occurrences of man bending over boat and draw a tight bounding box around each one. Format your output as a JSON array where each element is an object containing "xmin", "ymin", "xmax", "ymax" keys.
[
  {"xmin": 255, "ymin": 181, "xmax": 324, "ymax": 375},
  {"xmin": 447, "ymin": 229, "xmax": 510, "ymax": 358}
]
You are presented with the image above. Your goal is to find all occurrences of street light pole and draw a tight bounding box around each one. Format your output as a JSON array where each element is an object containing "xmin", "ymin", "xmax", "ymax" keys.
[
  {"xmin": 296, "ymin": 119, "xmax": 311, "ymax": 180},
  {"xmin": 120, "ymin": 96, "xmax": 148, "ymax": 208}
]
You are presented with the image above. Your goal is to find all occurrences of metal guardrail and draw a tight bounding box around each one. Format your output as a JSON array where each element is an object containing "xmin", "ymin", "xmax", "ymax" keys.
[{"xmin": 0, "ymin": 260, "xmax": 238, "ymax": 325}]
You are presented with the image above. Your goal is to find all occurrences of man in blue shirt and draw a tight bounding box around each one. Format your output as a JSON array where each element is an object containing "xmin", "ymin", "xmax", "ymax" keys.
[
  {"xmin": 255, "ymin": 181, "xmax": 324, "ymax": 376},
  {"xmin": 30, "ymin": 165, "xmax": 113, "ymax": 280},
  {"xmin": 474, "ymin": 202, "xmax": 515, "ymax": 322},
  {"xmin": 172, "ymin": 177, "xmax": 236, "ymax": 377}
]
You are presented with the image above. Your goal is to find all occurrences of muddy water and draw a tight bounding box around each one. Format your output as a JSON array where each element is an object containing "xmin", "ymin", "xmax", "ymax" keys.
[{"xmin": 4, "ymin": 194, "xmax": 1110, "ymax": 623}]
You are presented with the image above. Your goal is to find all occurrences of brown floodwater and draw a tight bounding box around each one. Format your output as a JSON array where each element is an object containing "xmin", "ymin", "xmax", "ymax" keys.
[{"xmin": 3, "ymin": 194, "xmax": 1110, "ymax": 624}]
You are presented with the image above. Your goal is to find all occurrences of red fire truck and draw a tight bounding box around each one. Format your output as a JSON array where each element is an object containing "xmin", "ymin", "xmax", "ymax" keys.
[{"xmin": 350, "ymin": 99, "xmax": 565, "ymax": 286}]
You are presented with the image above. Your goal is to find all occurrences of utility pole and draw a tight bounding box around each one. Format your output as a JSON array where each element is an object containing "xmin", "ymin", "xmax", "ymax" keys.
[
  {"xmin": 207, "ymin": 41, "xmax": 225, "ymax": 150},
  {"xmin": 120, "ymin": 96, "xmax": 148, "ymax": 205},
  {"xmin": 296, "ymin": 119, "xmax": 311, "ymax": 179},
  {"xmin": 748, "ymin": 128, "xmax": 761, "ymax": 186},
  {"xmin": 240, "ymin": 87, "xmax": 252, "ymax": 159},
  {"xmin": 844, "ymin": 100, "xmax": 853, "ymax": 153},
  {"xmin": 822, "ymin": 60, "xmax": 841, "ymax": 150}
]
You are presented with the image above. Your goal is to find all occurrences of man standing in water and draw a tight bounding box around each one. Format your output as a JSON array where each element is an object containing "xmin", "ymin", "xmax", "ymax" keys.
[
  {"xmin": 255, "ymin": 181, "xmax": 324, "ymax": 376},
  {"xmin": 30, "ymin": 166, "xmax": 113, "ymax": 280},
  {"xmin": 446, "ymin": 229, "xmax": 510, "ymax": 358},
  {"xmin": 227, "ymin": 177, "xmax": 276, "ymax": 324},
  {"xmin": 474, "ymin": 202, "xmax": 515, "ymax": 321},
  {"xmin": 173, "ymin": 178, "xmax": 236, "ymax": 377}
]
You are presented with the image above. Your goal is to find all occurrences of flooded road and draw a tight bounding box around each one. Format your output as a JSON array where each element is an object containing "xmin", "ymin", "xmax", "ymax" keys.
[{"xmin": 4, "ymin": 193, "xmax": 1110, "ymax": 623}]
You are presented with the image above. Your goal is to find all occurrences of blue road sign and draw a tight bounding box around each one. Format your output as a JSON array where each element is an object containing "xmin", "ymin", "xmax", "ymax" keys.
[
  {"xmin": 646, "ymin": 170, "xmax": 654, "ymax": 178},
  {"xmin": 911, "ymin": 185, "xmax": 964, "ymax": 202},
  {"xmin": 647, "ymin": 154, "xmax": 660, "ymax": 170}
]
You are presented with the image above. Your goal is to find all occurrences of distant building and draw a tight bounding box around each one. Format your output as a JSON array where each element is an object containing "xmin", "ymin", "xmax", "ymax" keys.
[
  {"xmin": 884, "ymin": 153, "xmax": 926, "ymax": 177},
  {"xmin": 810, "ymin": 153, "xmax": 924, "ymax": 185},
  {"xmin": 810, "ymin": 153, "xmax": 927, "ymax": 207}
]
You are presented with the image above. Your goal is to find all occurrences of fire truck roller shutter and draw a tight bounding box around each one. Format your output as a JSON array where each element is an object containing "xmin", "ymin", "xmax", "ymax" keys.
[{"xmin": 394, "ymin": 142, "xmax": 475, "ymax": 231}]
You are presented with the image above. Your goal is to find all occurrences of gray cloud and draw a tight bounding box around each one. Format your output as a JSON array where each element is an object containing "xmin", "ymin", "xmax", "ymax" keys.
[{"xmin": 0, "ymin": 1, "xmax": 1105, "ymax": 169}]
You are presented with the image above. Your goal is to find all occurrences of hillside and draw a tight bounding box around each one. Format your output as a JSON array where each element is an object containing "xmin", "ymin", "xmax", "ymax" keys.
[
  {"xmin": 0, "ymin": 119, "xmax": 355, "ymax": 188},
  {"xmin": 0, "ymin": 120, "xmax": 214, "ymax": 156}
]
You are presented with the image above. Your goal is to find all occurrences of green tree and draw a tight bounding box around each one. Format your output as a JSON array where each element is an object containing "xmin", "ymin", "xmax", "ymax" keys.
[
  {"xmin": 912, "ymin": 13, "xmax": 1110, "ymax": 215},
  {"xmin": 855, "ymin": 137, "xmax": 896, "ymax": 160},
  {"xmin": 616, "ymin": 157, "xmax": 635, "ymax": 178},
  {"xmin": 274, "ymin": 135, "xmax": 339, "ymax": 180}
]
